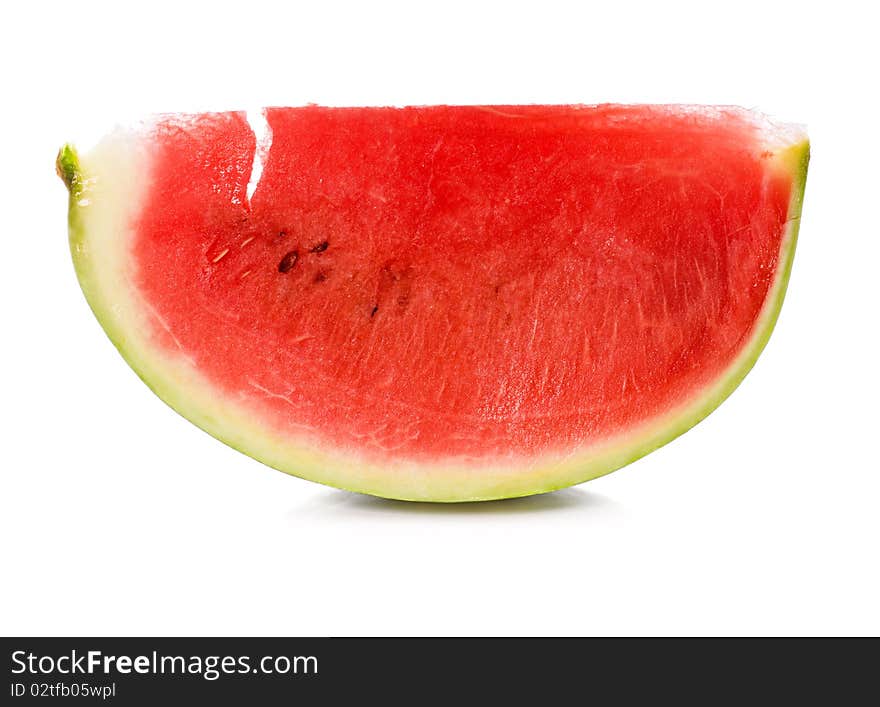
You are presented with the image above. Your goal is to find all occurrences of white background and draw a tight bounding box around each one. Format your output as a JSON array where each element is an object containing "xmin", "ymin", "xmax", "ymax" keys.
[{"xmin": 1, "ymin": 0, "xmax": 878, "ymax": 637}]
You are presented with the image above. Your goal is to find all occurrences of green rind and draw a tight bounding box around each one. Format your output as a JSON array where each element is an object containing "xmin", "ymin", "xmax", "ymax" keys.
[{"xmin": 60, "ymin": 135, "xmax": 808, "ymax": 502}]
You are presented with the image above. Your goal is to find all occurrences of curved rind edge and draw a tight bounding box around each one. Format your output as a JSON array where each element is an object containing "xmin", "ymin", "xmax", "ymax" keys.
[{"xmin": 62, "ymin": 134, "xmax": 809, "ymax": 502}]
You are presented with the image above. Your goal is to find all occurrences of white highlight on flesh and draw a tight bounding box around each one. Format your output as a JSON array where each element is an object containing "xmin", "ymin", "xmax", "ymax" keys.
[{"xmin": 245, "ymin": 108, "xmax": 272, "ymax": 203}]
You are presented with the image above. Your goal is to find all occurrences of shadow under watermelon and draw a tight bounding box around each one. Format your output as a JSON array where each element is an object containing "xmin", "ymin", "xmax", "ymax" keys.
[{"xmin": 292, "ymin": 486, "xmax": 622, "ymax": 518}]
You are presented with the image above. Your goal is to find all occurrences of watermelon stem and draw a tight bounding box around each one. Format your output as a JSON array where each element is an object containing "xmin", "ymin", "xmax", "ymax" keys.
[{"xmin": 56, "ymin": 144, "xmax": 83, "ymax": 198}]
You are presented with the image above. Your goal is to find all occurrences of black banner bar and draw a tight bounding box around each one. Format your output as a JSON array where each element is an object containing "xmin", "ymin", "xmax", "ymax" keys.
[{"xmin": 2, "ymin": 637, "xmax": 877, "ymax": 703}]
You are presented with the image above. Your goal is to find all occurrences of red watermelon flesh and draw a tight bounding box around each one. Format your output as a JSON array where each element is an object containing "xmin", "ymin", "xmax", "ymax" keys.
[{"xmin": 58, "ymin": 105, "xmax": 808, "ymax": 501}]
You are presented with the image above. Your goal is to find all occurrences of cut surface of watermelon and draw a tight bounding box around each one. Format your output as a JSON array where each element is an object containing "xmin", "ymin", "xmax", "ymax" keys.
[{"xmin": 58, "ymin": 105, "xmax": 808, "ymax": 501}]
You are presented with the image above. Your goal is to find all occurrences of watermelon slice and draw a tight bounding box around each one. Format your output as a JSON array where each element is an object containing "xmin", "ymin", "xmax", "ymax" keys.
[{"xmin": 58, "ymin": 105, "xmax": 808, "ymax": 502}]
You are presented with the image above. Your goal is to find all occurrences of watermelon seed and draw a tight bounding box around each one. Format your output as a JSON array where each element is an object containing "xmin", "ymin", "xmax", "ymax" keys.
[
  {"xmin": 212, "ymin": 248, "xmax": 229, "ymax": 263},
  {"xmin": 240, "ymin": 236, "xmax": 255, "ymax": 248},
  {"xmin": 309, "ymin": 240, "xmax": 329, "ymax": 253},
  {"xmin": 370, "ymin": 305, "xmax": 379, "ymax": 318},
  {"xmin": 278, "ymin": 250, "xmax": 299, "ymax": 273},
  {"xmin": 278, "ymin": 229, "xmax": 288, "ymax": 238},
  {"xmin": 313, "ymin": 270, "xmax": 329, "ymax": 283}
]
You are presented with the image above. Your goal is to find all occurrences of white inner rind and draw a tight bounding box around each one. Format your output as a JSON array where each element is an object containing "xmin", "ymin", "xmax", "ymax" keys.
[
  {"xmin": 67, "ymin": 116, "xmax": 808, "ymax": 501},
  {"xmin": 245, "ymin": 109, "xmax": 272, "ymax": 203}
]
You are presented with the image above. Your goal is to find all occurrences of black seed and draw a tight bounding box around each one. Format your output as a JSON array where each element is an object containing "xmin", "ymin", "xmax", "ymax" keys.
[
  {"xmin": 278, "ymin": 229, "xmax": 288, "ymax": 238},
  {"xmin": 278, "ymin": 250, "xmax": 299, "ymax": 273},
  {"xmin": 309, "ymin": 240, "xmax": 329, "ymax": 253},
  {"xmin": 313, "ymin": 270, "xmax": 328, "ymax": 283},
  {"xmin": 370, "ymin": 305, "xmax": 379, "ymax": 318}
]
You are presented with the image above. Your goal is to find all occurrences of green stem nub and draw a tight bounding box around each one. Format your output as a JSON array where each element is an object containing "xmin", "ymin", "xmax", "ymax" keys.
[{"xmin": 56, "ymin": 144, "xmax": 82, "ymax": 197}]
